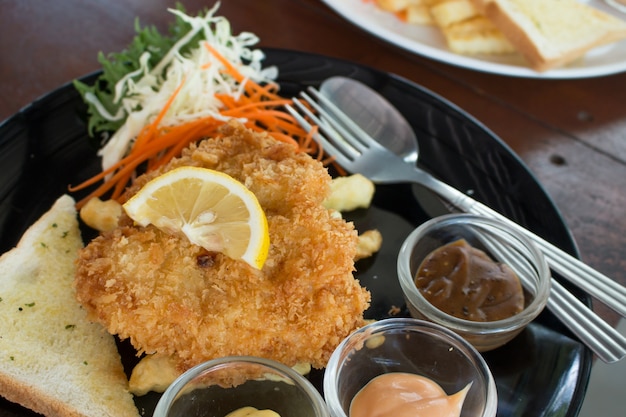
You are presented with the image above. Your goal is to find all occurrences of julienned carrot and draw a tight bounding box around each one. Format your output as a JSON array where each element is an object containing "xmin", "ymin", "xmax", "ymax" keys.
[
  {"xmin": 204, "ymin": 43, "xmax": 244, "ymax": 83},
  {"xmin": 220, "ymin": 99, "xmax": 292, "ymax": 113},
  {"xmin": 131, "ymin": 76, "xmax": 188, "ymax": 155},
  {"xmin": 70, "ymin": 43, "xmax": 331, "ymax": 208}
]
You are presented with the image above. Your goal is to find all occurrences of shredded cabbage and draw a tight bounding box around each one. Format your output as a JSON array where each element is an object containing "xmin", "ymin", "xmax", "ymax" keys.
[{"xmin": 90, "ymin": 3, "xmax": 277, "ymax": 171}]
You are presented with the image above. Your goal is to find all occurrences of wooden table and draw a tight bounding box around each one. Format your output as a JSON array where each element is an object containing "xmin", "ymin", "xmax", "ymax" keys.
[
  {"xmin": 1, "ymin": 0, "xmax": 625, "ymax": 416},
  {"xmin": 2, "ymin": 0, "xmax": 624, "ymax": 323}
]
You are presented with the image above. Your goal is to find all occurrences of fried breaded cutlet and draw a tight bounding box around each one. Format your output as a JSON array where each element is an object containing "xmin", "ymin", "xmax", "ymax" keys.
[{"xmin": 75, "ymin": 121, "xmax": 371, "ymax": 372}]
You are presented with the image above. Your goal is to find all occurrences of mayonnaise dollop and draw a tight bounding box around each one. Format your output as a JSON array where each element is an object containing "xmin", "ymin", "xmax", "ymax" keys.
[{"xmin": 350, "ymin": 373, "xmax": 471, "ymax": 417}]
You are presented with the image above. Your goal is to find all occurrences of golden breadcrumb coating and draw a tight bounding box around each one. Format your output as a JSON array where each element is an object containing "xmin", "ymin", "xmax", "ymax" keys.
[{"xmin": 75, "ymin": 121, "xmax": 371, "ymax": 371}]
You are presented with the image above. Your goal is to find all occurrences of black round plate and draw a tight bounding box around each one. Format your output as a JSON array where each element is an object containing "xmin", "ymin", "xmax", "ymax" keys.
[{"xmin": 0, "ymin": 48, "xmax": 591, "ymax": 417}]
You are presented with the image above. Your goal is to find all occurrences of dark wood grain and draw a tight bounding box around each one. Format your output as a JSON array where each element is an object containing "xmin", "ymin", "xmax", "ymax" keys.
[{"xmin": 1, "ymin": 0, "xmax": 624, "ymax": 325}]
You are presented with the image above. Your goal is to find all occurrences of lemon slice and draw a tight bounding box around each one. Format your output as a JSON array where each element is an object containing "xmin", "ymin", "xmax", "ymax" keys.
[{"xmin": 123, "ymin": 166, "xmax": 269, "ymax": 269}]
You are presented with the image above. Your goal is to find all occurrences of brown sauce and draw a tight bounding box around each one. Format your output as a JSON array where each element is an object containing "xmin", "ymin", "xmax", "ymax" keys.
[{"xmin": 415, "ymin": 239, "xmax": 524, "ymax": 322}]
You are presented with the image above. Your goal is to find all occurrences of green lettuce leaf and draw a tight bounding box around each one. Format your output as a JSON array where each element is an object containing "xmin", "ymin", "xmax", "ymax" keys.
[{"xmin": 73, "ymin": 4, "xmax": 206, "ymax": 139}]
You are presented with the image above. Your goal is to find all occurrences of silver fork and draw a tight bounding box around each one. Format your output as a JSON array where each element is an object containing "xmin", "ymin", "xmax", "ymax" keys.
[
  {"xmin": 286, "ymin": 86, "xmax": 626, "ymax": 319},
  {"xmin": 285, "ymin": 88, "xmax": 626, "ymax": 362},
  {"xmin": 472, "ymin": 223, "xmax": 626, "ymax": 363}
]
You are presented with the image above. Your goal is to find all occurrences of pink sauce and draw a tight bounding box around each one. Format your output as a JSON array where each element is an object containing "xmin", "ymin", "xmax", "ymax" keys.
[{"xmin": 350, "ymin": 373, "xmax": 470, "ymax": 417}]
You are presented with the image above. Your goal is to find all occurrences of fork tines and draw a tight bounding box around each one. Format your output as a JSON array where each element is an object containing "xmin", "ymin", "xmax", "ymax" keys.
[{"xmin": 284, "ymin": 87, "xmax": 375, "ymax": 166}]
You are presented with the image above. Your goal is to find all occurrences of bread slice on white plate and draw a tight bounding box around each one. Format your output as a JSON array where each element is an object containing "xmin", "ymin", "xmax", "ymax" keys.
[
  {"xmin": 0, "ymin": 195, "xmax": 139, "ymax": 417},
  {"xmin": 471, "ymin": 0, "xmax": 626, "ymax": 71}
]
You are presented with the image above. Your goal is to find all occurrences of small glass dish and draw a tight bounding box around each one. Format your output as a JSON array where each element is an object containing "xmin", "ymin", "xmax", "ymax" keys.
[
  {"xmin": 397, "ymin": 213, "xmax": 550, "ymax": 352},
  {"xmin": 153, "ymin": 356, "xmax": 329, "ymax": 417},
  {"xmin": 323, "ymin": 318, "xmax": 497, "ymax": 417}
]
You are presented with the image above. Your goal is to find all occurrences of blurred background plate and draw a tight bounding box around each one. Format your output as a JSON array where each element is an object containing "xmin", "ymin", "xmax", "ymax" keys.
[
  {"xmin": 0, "ymin": 49, "xmax": 591, "ymax": 417},
  {"xmin": 320, "ymin": 0, "xmax": 626, "ymax": 78}
]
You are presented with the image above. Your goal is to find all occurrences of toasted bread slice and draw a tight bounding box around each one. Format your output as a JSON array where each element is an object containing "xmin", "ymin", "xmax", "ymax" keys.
[
  {"xmin": 0, "ymin": 195, "xmax": 139, "ymax": 417},
  {"xmin": 473, "ymin": 0, "xmax": 626, "ymax": 71},
  {"xmin": 426, "ymin": 0, "xmax": 514, "ymax": 54},
  {"xmin": 442, "ymin": 15, "xmax": 516, "ymax": 54},
  {"xmin": 430, "ymin": 0, "xmax": 480, "ymax": 27},
  {"xmin": 376, "ymin": 0, "xmax": 412, "ymax": 12},
  {"xmin": 406, "ymin": 4, "xmax": 435, "ymax": 25}
]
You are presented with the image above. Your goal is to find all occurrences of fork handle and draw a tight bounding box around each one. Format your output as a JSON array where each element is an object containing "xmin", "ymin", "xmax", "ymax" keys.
[
  {"xmin": 549, "ymin": 279, "xmax": 626, "ymax": 363},
  {"xmin": 418, "ymin": 172, "xmax": 626, "ymax": 318},
  {"xmin": 474, "ymin": 225, "xmax": 626, "ymax": 362}
]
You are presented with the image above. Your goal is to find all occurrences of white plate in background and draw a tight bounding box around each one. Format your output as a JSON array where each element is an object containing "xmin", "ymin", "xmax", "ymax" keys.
[{"xmin": 321, "ymin": 0, "xmax": 626, "ymax": 78}]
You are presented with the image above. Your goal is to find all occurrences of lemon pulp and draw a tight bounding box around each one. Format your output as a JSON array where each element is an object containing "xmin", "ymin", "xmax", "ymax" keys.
[{"xmin": 123, "ymin": 166, "xmax": 269, "ymax": 269}]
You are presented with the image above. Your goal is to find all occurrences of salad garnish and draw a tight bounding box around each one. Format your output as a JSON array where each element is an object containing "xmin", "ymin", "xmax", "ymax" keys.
[{"xmin": 71, "ymin": 3, "xmax": 321, "ymax": 207}]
